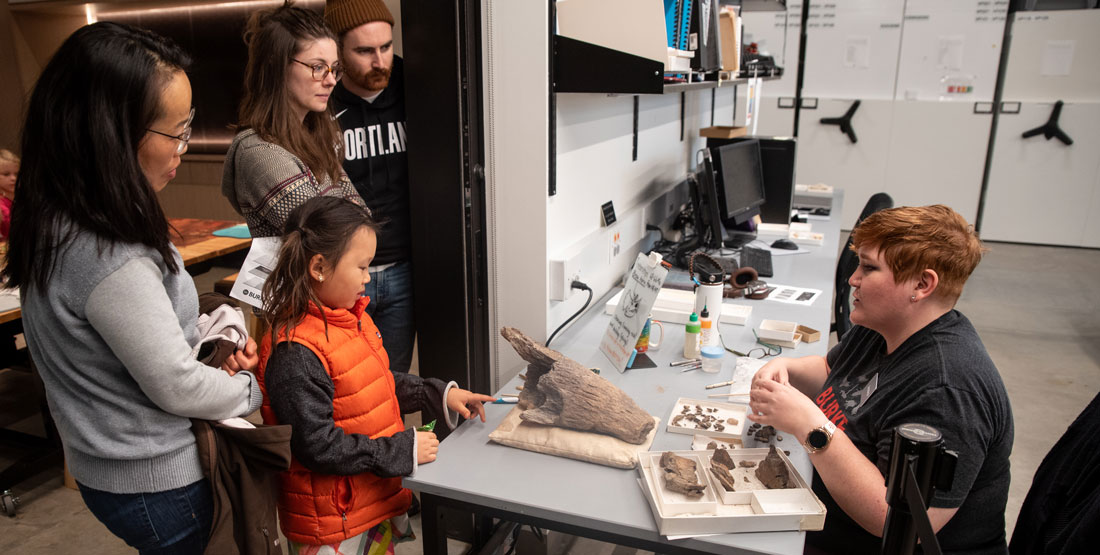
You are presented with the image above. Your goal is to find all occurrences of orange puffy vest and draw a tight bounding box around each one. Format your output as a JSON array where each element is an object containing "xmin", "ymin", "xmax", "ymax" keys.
[{"xmin": 256, "ymin": 297, "xmax": 411, "ymax": 545}]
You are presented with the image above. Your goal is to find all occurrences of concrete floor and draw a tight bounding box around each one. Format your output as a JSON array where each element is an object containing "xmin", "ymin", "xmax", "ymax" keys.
[{"xmin": 2, "ymin": 241, "xmax": 1098, "ymax": 554}]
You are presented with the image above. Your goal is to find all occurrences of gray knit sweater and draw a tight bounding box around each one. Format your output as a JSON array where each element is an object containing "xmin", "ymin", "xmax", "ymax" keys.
[
  {"xmin": 20, "ymin": 229, "xmax": 262, "ymax": 494},
  {"xmin": 221, "ymin": 129, "xmax": 364, "ymax": 238}
]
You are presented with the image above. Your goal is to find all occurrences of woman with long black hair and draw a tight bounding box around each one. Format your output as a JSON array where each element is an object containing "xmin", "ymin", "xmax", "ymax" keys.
[{"xmin": 2, "ymin": 22, "xmax": 261, "ymax": 554}]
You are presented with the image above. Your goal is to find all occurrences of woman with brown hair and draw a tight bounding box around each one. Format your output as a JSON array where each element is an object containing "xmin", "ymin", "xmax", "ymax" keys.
[{"xmin": 222, "ymin": 1, "xmax": 364, "ymax": 237}]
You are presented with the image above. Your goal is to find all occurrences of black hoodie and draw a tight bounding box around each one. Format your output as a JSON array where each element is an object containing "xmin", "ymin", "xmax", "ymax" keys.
[{"xmin": 332, "ymin": 56, "xmax": 409, "ymax": 265}]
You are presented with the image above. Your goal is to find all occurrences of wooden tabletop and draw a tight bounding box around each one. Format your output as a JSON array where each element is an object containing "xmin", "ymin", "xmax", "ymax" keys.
[{"xmin": 0, "ymin": 218, "xmax": 251, "ymax": 325}]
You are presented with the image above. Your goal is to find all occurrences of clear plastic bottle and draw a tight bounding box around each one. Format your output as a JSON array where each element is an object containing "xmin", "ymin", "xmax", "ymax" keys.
[
  {"xmin": 699, "ymin": 305, "xmax": 713, "ymax": 348},
  {"xmin": 700, "ymin": 346, "xmax": 724, "ymax": 373},
  {"xmin": 683, "ymin": 312, "xmax": 701, "ymax": 358}
]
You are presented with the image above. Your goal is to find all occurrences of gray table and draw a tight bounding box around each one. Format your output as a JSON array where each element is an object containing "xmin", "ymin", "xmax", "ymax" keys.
[{"xmin": 407, "ymin": 197, "xmax": 843, "ymax": 554}]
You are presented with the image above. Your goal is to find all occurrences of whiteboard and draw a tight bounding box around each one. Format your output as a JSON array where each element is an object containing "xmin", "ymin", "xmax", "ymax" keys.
[{"xmin": 893, "ymin": 0, "xmax": 1007, "ymax": 102}]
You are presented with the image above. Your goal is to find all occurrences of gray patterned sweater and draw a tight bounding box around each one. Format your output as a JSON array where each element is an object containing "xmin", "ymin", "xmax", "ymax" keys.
[{"xmin": 221, "ymin": 129, "xmax": 365, "ymax": 237}]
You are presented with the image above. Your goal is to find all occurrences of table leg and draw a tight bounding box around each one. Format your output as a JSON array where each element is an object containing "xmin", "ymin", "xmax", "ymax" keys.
[{"xmin": 420, "ymin": 493, "xmax": 449, "ymax": 555}]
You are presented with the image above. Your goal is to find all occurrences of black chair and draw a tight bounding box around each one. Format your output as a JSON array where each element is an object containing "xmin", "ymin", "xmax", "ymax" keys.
[{"xmin": 832, "ymin": 193, "xmax": 893, "ymax": 342}]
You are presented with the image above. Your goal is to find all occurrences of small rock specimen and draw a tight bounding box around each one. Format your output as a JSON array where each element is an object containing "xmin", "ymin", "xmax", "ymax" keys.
[
  {"xmin": 708, "ymin": 447, "xmax": 739, "ymax": 492},
  {"xmin": 501, "ymin": 327, "xmax": 655, "ymax": 444},
  {"xmin": 727, "ymin": 417, "xmax": 739, "ymax": 426},
  {"xmin": 660, "ymin": 452, "xmax": 706, "ymax": 497},
  {"xmin": 706, "ymin": 441, "xmax": 718, "ymax": 450},
  {"xmin": 754, "ymin": 445, "xmax": 793, "ymax": 489},
  {"xmin": 738, "ymin": 460, "xmax": 757, "ymax": 468}
]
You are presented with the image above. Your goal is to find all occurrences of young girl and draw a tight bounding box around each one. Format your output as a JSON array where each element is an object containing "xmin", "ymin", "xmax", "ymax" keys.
[
  {"xmin": 259, "ymin": 196, "xmax": 495, "ymax": 554},
  {"xmin": 222, "ymin": 2, "xmax": 364, "ymax": 238},
  {"xmin": 0, "ymin": 148, "xmax": 18, "ymax": 240}
]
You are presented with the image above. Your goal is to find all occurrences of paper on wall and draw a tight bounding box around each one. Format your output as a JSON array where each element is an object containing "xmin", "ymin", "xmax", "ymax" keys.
[
  {"xmin": 1040, "ymin": 40, "xmax": 1075, "ymax": 77},
  {"xmin": 229, "ymin": 237, "xmax": 282, "ymax": 309}
]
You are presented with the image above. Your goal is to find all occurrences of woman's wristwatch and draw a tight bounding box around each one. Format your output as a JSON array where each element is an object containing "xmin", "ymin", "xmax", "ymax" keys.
[{"xmin": 803, "ymin": 419, "xmax": 837, "ymax": 454}]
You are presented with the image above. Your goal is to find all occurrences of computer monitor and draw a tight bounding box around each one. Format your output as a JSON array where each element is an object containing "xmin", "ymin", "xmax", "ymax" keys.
[
  {"xmin": 712, "ymin": 140, "xmax": 767, "ymax": 247},
  {"xmin": 690, "ymin": 152, "xmax": 728, "ymax": 250},
  {"xmin": 708, "ymin": 136, "xmax": 797, "ymax": 225}
]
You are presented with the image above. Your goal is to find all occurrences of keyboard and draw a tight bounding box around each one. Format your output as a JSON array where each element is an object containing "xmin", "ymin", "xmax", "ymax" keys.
[{"xmin": 740, "ymin": 246, "xmax": 774, "ymax": 278}]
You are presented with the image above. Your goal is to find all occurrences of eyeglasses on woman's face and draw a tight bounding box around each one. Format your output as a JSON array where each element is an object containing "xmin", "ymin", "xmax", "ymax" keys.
[
  {"xmin": 146, "ymin": 106, "xmax": 195, "ymax": 155},
  {"xmin": 291, "ymin": 58, "xmax": 343, "ymax": 82}
]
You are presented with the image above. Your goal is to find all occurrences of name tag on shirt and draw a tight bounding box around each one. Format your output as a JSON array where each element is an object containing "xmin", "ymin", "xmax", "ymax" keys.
[{"xmin": 852, "ymin": 373, "xmax": 879, "ymax": 414}]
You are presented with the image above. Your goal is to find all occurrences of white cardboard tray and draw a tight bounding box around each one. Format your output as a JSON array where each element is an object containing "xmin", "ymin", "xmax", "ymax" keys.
[
  {"xmin": 637, "ymin": 448, "xmax": 826, "ymax": 536},
  {"xmin": 606, "ymin": 289, "xmax": 752, "ymax": 326},
  {"xmin": 666, "ymin": 398, "xmax": 748, "ymax": 441}
]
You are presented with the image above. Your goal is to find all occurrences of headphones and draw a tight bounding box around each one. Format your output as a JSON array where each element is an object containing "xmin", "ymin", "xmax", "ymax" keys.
[{"xmin": 729, "ymin": 267, "xmax": 770, "ymax": 299}]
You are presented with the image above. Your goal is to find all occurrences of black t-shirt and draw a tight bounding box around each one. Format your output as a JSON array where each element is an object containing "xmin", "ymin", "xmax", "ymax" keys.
[{"xmin": 806, "ymin": 310, "xmax": 1013, "ymax": 554}]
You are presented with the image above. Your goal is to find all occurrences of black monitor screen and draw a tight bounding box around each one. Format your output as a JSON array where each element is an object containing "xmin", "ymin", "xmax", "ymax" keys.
[{"xmin": 713, "ymin": 140, "xmax": 766, "ymax": 225}]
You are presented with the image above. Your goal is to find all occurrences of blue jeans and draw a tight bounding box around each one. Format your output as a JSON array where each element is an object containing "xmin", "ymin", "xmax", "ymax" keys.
[
  {"xmin": 363, "ymin": 260, "xmax": 416, "ymax": 373},
  {"xmin": 78, "ymin": 479, "xmax": 213, "ymax": 555}
]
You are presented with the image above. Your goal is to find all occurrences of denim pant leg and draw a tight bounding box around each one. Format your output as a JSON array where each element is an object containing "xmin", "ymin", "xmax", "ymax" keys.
[
  {"xmin": 78, "ymin": 479, "xmax": 214, "ymax": 555},
  {"xmin": 363, "ymin": 260, "xmax": 416, "ymax": 373}
]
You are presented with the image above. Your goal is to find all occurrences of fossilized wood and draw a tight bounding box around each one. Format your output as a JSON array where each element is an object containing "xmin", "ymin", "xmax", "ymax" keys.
[
  {"xmin": 755, "ymin": 445, "xmax": 793, "ymax": 489},
  {"xmin": 709, "ymin": 448, "xmax": 738, "ymax": 492},
  {"xmin": 660, "ymin": 452, "xmax": 706, "ymax": 497},
  {"xmin": 500, "ymin": 327, "xmax": 655, "ymax": 444}
]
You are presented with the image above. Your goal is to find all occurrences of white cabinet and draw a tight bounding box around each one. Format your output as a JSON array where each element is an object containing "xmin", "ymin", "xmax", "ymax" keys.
[{"xmin": 979, "ymin": 10, "xmax": 1100, "ymax": 247}]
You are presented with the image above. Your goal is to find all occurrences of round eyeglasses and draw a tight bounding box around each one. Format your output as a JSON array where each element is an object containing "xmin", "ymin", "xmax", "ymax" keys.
[
  {"xmin": 291, "ymin": 58, "xmax": 343, "ymax": 82},
  {"xmin": 147, "ymin": 107, "xmax": 194, "ymax": 155}
]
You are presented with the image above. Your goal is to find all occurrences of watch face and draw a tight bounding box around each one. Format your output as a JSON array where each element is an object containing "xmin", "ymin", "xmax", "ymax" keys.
[{"xmin": 808, "ymin": 429, "xmax": 829, "ymax": 449}]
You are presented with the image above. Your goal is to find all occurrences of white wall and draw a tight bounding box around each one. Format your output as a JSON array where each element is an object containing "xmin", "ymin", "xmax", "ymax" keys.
[
  {"xmin": 548, "ymin": 89, "xmax": 734, "ymax": 335},
  {"xmin": 483, "ymin": 0, "xmax": 739, "ymax": 389}
]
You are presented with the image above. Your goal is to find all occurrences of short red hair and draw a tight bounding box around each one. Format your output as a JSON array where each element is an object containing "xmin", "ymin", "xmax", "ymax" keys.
[{"xmin": 850, "ymin": 205, "xmax": 986, "ymax": 302}]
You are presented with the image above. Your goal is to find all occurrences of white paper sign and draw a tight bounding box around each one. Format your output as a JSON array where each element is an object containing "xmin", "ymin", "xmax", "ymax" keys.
[
  {"xmin": 1040, "ymin": 40, "xmax": 1075, "ymax": 77},
  {"xmin": 229, "ymin": 237, "xmax": 282, "ymax": 309},
  {"xmin": 600, "ymin": 252, "xmax": 669, "ymax": 373}
]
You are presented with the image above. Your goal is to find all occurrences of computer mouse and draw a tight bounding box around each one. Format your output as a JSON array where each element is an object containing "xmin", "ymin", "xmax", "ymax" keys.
[{"xmin": 771, "ymin": 239, "xmax": 799, "ymax": 250}]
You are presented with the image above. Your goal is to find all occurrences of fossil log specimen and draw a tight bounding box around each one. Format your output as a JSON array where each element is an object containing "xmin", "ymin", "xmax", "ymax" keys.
[
  {"xmin": 660, "ymin": 452, "xmax": 706, "ymax": 497},
  {"xmin": 708, "ymin": 447, "xmax": 738, "ymax": 492},
  {"xmin": 500, "ymin": 327, "xmax": 655, "ymax": 444},
  {"xmin": 755, "ymin": 445, "xmax": 793, "ymax": 489}
]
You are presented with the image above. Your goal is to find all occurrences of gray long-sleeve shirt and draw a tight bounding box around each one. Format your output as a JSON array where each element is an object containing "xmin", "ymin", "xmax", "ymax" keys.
[{"xmin": 20, "ymin": 231, "xmax": 262, "ymax": 494}]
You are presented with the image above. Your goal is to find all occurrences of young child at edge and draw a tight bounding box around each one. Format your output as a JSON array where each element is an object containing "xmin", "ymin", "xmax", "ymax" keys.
[{"xmin": 258, "ymin": 196, "xmax": 496, "ymax": 555}]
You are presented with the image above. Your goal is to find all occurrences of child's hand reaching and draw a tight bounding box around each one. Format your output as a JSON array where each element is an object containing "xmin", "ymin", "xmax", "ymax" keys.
[
  {"xmin": 446, "ymin": 388, "xmax": 497, "ymax": 422},
  {"xmin": 417, "ymin": 431, "xmax": 439, "ymax": 464},
  {"xmin": 221, "ymin": 337, "xmax": 259, "ymax": 376}
]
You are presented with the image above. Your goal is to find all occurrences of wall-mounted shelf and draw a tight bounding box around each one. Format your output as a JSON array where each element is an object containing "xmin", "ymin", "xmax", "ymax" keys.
[{"xmin": 552, "ymin": 35, "xmax": 663, "ymax": 94}]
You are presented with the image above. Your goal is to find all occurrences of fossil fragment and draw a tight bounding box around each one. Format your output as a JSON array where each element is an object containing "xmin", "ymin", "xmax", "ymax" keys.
[
  {"xmin": 660, "ymin": 452, "xmax": 706, "ymax": 497},
  {"xmin": 708, "ymin": 447, "xmax": 738, "ymax": 492},
  {"xmin": 755, "ymin": 445, "xmax": 793, "ymax": 489},
  {"xmin": 727, "ymin": 417, "xmax": 739, "ymax": 426},
  {"xmin": 738, "ymin": 460, "xmax": 756, "ymax": 468},
  {"xmin": 500, "ymin": 327, "xmax": 655, "ymax": 444}
]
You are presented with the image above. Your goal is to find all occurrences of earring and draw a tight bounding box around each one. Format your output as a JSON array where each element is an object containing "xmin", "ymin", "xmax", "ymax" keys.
[
  {"xmin": 910, "ymin": 295, "xmax": 917, "ymax": 302},
  {"xmin": 317, "ymin": 275, "xmax": 324, "ymax": 283}
]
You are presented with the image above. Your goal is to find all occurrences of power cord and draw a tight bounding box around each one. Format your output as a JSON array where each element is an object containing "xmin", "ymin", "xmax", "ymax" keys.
[{"xmin": 545, "ymin": 280, "xmax": 592, "ymax": 347}]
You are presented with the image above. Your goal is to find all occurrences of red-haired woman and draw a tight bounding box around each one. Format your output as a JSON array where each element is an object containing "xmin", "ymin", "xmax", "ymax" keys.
[{"xmin": 748, "ymin": 205, "xmax": 1013, "ymax": 554}]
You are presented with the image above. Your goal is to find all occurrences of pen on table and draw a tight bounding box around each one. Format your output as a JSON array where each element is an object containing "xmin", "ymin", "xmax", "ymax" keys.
[
  {"xmin": 679, "ymin": 363, "xmax": 702, "ymax": 373},
  {"xmin": 705, "ymin": 380, "xmax": 736, "ymax": 390},
  {"xmin": 670, "ymin": 359, "xmax": 701, "ymax": 367}
]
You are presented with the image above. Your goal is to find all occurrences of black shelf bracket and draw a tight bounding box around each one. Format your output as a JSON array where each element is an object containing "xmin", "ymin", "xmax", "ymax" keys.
[
  {"xmin": 1021, "ymin": 100, "xmax": 1073, "ymax": 146},
  {"xmin": 820, "ymin": 100, "xmax": 860, "ymax": 144},
  {"xmin": 552, "ymin": 35, "xmax": 663, "ymax": 94}
]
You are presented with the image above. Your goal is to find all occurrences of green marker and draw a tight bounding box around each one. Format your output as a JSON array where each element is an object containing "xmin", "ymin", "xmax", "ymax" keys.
[{"xmin": 417, "ymin": 420, "xmax": 437, "ymax": 432}]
